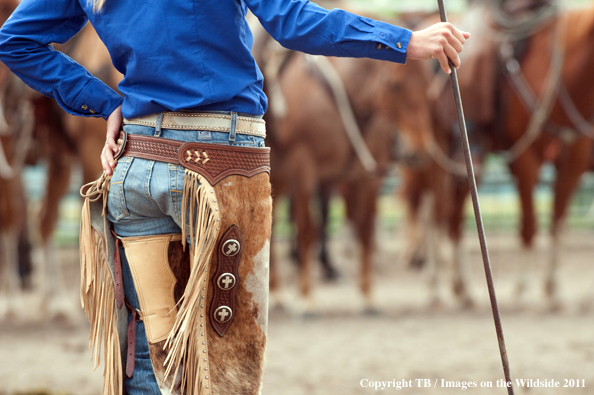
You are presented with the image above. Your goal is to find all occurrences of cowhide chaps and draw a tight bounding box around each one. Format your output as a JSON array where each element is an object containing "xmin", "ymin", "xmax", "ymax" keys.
[{"xmin": 80, "ymin": 168, "xmax": 271, "ymax": 395}]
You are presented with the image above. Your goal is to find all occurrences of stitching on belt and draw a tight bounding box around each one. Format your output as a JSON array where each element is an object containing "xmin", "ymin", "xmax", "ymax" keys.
[{"xmin": 124, "ymin": 113, "xmax": 266, "ymax": 138}]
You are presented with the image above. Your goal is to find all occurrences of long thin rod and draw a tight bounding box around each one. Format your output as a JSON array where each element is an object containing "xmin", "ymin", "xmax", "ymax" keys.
[{"xmin": 436, "ymin": 1, "xmax": 515, "ymax": 394}]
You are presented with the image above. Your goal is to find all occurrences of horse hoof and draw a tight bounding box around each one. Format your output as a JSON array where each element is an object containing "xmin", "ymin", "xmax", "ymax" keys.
[
  {"xmin": 428, "ymin": 298, "xmax": 444, "ymax": 311},
  {"xmin": 322, "ymin": 266, "xmax": 341, "ymax": 283},
  {"xmin": 546, "ymin": 299, "xmax": 564, "ymax": 314},
  {"xmin": 362, "ymin": 307, "xmax": 382, "ymax": 316},
  {"xmin": 408, "ymin": 254, "xmax": 426, "ymax": 271},
  {"xmin": 545, "ymin": 280, "xmax": 557, "ymax": 297},
  {"xmin": 459, "ymin": 297, "xmax": 475, "ymax": 311},
  {"xmin": 513, "ymin": 282, "xmax": 527, "ymax": 301},
  {"xmin": 301, "ymin": 311, "xmax": 319, "ymax": 320},
  {"xmin": 579, "ymin": 299, "xmax": 593, "ymax": 313}
]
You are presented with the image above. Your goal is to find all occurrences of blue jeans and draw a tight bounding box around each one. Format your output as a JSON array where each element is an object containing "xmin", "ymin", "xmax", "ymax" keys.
[{"xmin": 107, "ymin": 121, "xmax": 265, "ymax": 394}]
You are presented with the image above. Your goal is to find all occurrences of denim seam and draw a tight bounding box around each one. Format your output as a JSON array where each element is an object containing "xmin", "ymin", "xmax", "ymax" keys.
[
  {"xmin": 110, "ymin": 157, "xmax": 133, "ymax": 220},
  {"xmin": 169, "ymin": 163, "xmax": 184, "ymax": 224},
  {"xmin": 144, "ymin": 161, "xmax": 160, "ymax": 207}
]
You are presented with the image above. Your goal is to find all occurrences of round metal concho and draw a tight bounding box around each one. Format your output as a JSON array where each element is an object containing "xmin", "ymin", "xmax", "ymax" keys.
[
  {"xmin": 222, "ymin": 239, "xmax": 241, "ymax": 257},
  {"xmin": 213, "ymin": 305, "xmax": 233, "ymax": 323},
  {"xmin": 217, "ymin": 273, "xmax": 236, "ymax": 290}
]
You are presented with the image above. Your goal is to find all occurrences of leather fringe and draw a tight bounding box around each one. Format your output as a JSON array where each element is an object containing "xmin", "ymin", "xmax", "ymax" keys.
[
  {"xmin": 80, "ymin": 173, "xmax": 123, "ymax": 395},
  {"xmin": 164, "ymin": 169, "xmax": 220, "ymax": 394}
]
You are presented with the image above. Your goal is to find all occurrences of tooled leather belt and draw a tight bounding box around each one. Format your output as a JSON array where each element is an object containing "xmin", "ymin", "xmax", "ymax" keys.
[{"xmin": 114, "ymin": 131, "xmax": 270, "ymax": 185}]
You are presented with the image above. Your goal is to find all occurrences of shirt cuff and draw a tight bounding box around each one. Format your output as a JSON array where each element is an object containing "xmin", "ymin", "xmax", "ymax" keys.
[
  {"xmin": 61, "ymin": 77, "xmax": 123, "ymax": 120},
  {"xmin": 371, "ymin": 19, "xmax": 411, "ymax": 63}
]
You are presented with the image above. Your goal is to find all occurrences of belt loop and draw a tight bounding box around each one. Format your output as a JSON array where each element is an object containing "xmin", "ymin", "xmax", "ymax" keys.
[
  {"xmin": 154, "ymin": 113, "xmax": 164, "ymax": 137},
  {"xmin": 229, "ymin": 111, "xmax": 237, "ymax": 142}
]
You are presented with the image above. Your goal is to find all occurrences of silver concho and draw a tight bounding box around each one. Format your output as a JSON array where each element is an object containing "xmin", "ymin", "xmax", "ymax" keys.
[
  {"xmin": 217, "ymin": 273, "xmax": 236, "ymax": 290},
  {"xmin": 214, "ymin": 306, "xmax": 233, "ymax": 323},
  {"xmin": 222, "ymin": 239, "xmax": 241, "ymax": 257}
]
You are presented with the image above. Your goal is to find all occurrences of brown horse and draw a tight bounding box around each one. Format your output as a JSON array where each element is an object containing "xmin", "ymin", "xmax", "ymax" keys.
[
  {"xmin": 406, "ymin": 2, "xmax": 594, "ymax": 309},
  {"xmin": 262, "ymin": 41, "xmax": 433, "ymax": 312},
  {"xmin": 0, "ymin": 22, "xmax": 121, "ymax": 320},
  {"xmin": 0, "ymin": 0, "xmax": 33, "ymax": 318}
]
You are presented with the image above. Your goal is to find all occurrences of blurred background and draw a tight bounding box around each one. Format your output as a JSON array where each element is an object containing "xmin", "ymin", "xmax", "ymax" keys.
[{"xmin": 1, "ymin": 0, "xmax": 594, "ymax": 394}]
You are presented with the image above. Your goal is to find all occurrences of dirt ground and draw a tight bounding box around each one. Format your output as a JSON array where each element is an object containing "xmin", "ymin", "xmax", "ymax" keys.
[{"xmin": 1, "ymin": 229, "xmax": 593, "ymax": 395}]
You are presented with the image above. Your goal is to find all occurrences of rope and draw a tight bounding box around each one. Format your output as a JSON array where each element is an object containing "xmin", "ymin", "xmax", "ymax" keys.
[
  {"xmin": 557, "ymin": 83, "xmax": 594, "ymax": 139},
  {"xmin": 425, "ymin": 129, "xmax": 473, "ymax": 177},
  {"xmin": 486, "ymin": 0, "xmax": 560, "ymax": 42},
  {"xmin": 499, "ymin": 15, "xmax": 567, "ymax": 163},
  {"xmin": 305, "ymin": 55, "xmax": 378, "ymax": 174}
]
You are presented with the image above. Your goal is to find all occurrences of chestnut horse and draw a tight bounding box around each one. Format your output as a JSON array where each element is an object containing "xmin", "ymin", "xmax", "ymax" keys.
[
  {"xmin": 0, "ymin": 23, "xmax": 120, "ymax": 320},
  {"xmin": 407, "ymin": 2, "xmax": 594, "ymax": 309},
  {"xmin": 261, "ymin": 41, "xmax": 432, "ymax": 311},
  {"xmin": 0, "ymin": 0, "xmax": 33, "ymax": 318}
]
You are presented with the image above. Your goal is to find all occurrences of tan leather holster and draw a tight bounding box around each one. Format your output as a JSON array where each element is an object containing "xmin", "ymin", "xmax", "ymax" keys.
[{"xmin": 121, "ymin": 233, "xmax": 182, "ymax": 343}]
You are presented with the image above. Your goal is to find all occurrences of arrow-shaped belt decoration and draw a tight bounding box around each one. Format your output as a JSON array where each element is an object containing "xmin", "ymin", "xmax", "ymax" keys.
[{"xmin": 437, "ymin": 1, "xmax": 515, "ymax": 394}]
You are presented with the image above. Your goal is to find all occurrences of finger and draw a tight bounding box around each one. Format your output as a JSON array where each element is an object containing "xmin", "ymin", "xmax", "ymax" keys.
[
  {"xmin": 101, "ymin": 150, "xmax": 112, "ymax": 175},
  {"xmin": 449, "ymin": 26, "xmax": 467, "ymax": 46},
  {"xmin": 447, "ymin": 32, "xmax": 464, "ymax": 54},
  {"xmin": 106, "ymin": 128, "xmax": 119, "ymax": 153},
  {"xmin": 443, "ymin": 42, "xmax": 461, "ymax": 69},
  {"xmin": 436, "ymin": 50, "xmax": 451, "ymax": 74},
  {"xmin": 103, "ymin": 143, "xmax": 116, "ymax": 170}
]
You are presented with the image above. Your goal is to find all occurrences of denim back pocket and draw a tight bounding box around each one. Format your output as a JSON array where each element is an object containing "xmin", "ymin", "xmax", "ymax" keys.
[
  {"xmin": 107, "ymin": 156, "xmax": 134, "ymax": 221},
  {"xmin": 169, "ymin": 163, "xmax": 185, "ymax": 225}
]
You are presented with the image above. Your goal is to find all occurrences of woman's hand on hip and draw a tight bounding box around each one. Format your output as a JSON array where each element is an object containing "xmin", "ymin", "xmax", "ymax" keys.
[{"xmin": 101, "ymin": 105, "xmax": 122, "ymax": 175}]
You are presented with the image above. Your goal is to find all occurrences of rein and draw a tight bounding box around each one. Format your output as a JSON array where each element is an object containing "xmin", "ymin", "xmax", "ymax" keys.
[
  {"xmin": 498, "ymin": 13, "xmax": 567, "ymax": 163},
  {"xmin": 305, "ymin": 54, "xmax": 378, "ymax": 174},
  {"xmin": 503, "ymin": 22, "xmax": 594, "ymax": 143},
  {"xmin": 427, "ymin": 5, "xmax": 571, "ymax": 176}
]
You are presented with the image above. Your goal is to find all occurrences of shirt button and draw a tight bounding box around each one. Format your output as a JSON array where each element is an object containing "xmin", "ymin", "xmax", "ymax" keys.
[
  {"xmin": 396, "ymin": 42, "xmax": 402, "ymax": 49},
  {"xmin": 376, "ymin": 43, "xmax": 383, "ymax": 50},
  {"xmin": 81, "ymin": 105, "xmax": 88, "ymax": 110},
  {"xmin": 90, "ymin": 109, "xmax": 96, "ymax": 114}
]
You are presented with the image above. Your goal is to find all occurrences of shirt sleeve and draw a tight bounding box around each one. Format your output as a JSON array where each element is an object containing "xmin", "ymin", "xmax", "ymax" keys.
[
  {"xmin": 0, "ymin": 0, "xmax": 123, "ymax": 120},
  {"xmin": 245, "ymin": 0, "xmax": 411, "ymax": 64}
]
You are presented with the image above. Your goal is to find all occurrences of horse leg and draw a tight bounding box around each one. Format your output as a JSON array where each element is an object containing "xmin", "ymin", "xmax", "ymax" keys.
[
  {"xmin": 509, "ymin": 151, "xmax": 541, "ymax": 305},
  {"xmin": 399, "ymin": 169, "xmax": 430, "ymax": 270},
  {"xmin": 402, "ymin": 191, "xmax": 433, "ymax": 272},
  {"xmin": 294, "ymin": 195, "xmax": 316, "ymax": 314},
  {"xmin": 36, "ymin": 153, "xmax": 78, "ymax": 321},
  {"xmin": 318, "ymin": 183, "xmax": 340, "ymax": 281},
  {"xmin": 343, "ymin": 175, "xmax": 381, "ymax": 313},
  {"xmin": 416, "ymin": 192, "xmax": 444, "ymax": 308},
  {"xmin": 448, "ymin": 176, "xmax": 474, "ymax": 309},
  {"xmin": 17, "ymin": 216, "xmax": 33, "ymax": 290},
  {"xmin": 549, "ymin": 138, "xmax": 592, "ymax": 309},
  {"xmin": 268, "ymin": 196, "xmax": 289, "ymax": 312},
  {"xmin": 0, "ymin": 230, "xmax": 21, "ymax": 320},
  {"xmin": 287, "ymin": 148, "xmax": 317, "ymax": 313}
]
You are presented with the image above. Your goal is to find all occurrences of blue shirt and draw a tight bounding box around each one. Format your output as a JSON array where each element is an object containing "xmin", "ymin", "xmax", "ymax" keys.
[{"xmin": 0, "ymin": 0, "xmax": 412, "ymax": 120}]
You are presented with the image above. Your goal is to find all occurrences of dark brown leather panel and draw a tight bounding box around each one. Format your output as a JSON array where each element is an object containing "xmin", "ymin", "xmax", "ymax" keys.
[
  {"xmin": 118, "ymin": 132, "xmax": 270, "ymax": 185},
  {"xmin": 210, "ymin": 224, "xmax": 243, "ymax": 337},
  {"xmin": 167, "ymin": 240, "xmax": 190, "ymax": 304}
]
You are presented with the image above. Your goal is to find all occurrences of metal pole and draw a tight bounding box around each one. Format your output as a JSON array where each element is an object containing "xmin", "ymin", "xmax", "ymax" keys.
[{"xmin": 436, "ymin": 1, "xmax": 515, "ymax": 394}]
